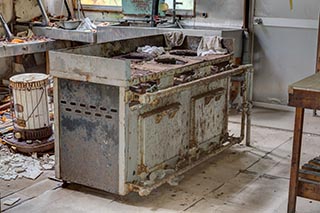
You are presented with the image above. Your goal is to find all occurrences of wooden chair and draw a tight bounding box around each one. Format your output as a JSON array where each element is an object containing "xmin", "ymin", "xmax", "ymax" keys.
[{"xmin": 287, "ymin": 16, "xmax": 320, "ymax": 213}]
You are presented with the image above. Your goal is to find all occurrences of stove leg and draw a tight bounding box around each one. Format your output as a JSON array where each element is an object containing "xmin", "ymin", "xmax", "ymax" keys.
[{"xmin": 61, "ymin": 181, "xmax": 69, "ymax": 188}]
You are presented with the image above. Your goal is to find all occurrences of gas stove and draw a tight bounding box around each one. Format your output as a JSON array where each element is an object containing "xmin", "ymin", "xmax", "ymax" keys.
[{"xmin": 50, "ymin": 33, "xmax": 253, "ymax": 196}]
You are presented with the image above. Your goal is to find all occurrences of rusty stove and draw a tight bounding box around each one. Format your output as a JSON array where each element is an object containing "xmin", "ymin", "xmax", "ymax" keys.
[{"xmin": 50, "ymin": 34, "xmax": 253, "ymax": 196}]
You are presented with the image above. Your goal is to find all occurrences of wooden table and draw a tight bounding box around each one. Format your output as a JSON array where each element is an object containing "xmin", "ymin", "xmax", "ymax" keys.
[{"xmin": 288, "ymin": 72, "xmax": 320, "ymax": 213}]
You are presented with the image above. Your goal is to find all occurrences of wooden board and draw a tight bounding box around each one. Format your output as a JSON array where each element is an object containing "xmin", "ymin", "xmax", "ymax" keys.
[
  {"xmin": 298, "ymin": 179, "xmax": 320, "ymax": 201},
  {"xmin": 289, "ymin": 73, "xmax": 320, "ymax": 93},
  {"xmin": 297, "ymin": 158, "xmax": 320, "ymax": 201}
]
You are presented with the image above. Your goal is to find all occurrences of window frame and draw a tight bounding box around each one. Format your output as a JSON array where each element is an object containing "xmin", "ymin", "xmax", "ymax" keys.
[
  {"xmin": 73, "ymin": 0, "xmax": 122, "ymax": 12},
  {"xmin": 73, "ymin": 0, "xmax": 196, "ymax": 17}
]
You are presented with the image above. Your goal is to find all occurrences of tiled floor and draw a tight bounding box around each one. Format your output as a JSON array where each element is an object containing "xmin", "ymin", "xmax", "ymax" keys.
[{"xmin": 1, "ymin": 107, "xmax": 320, "ymax": 213}]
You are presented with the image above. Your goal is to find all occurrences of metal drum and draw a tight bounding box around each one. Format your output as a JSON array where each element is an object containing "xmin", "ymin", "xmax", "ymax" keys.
[{"xmin": 10, "ymin": 73, "xmax": 52, "ymax": 140}]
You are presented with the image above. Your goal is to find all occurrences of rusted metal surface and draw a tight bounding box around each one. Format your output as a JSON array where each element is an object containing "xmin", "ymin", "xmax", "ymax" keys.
[
  {"xmin": 58, "ymin": 78, "xmax": 120, "ymax": 194},
  {"xmin": 14, "ymin": 126, "xmax": 53, "ymax": 140},
  {"xmin": 52, "ymin": 34, "xmax": 253, "ymax": 196},
  {"xmin": 97, "ymin": 26, "xmax": 244, "ymax": 59},
  {"xmin": 3, "ymin": 134, "xmax": 54, "ymax": 154},
  {"xmin": 50, "ymin": 35, "xmax": 233, "ymax": 89},
  {"xmin": 0, "ymin": 39, "xmax": 55, "ymax": 58},
  {"xmin": 190, "ymin": 88, "xmax": 225, "ymax": 148},
  {"xmin": 128, "ymin": 136, "xmax": 242, "ymax": 196},
  {"xmin": 32, "ymin": 27, "xmax": 97, "ymax": 43}
]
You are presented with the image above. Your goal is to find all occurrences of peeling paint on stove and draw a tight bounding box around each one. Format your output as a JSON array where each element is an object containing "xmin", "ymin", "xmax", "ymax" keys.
[{"xmin": 51, "ymin": 34, "xmax": 253, "ymax": 196}]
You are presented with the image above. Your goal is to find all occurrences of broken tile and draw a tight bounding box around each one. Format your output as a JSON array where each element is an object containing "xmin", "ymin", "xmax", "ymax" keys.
[
  {"xmin": 23, "ymin": 169, "xmax": 43, "ymax": 180},
  {"xmin": 3, "ymin": 197, "xmax": 20, "ymax": 206}
]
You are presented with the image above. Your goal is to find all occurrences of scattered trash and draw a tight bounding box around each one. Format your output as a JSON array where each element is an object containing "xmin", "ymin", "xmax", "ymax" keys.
[
  {"xmin": 197, "ymin": 36, "xmax": 228, "ymax": 56},
  {"xmin": 168, "ymin": 175, "xmax": 184, "ymax": 186},
  {"xmin": 76, "ymin": 17, "xmax": 97, "ymax": 31},
  {"xmin": 137, "ymin": 45, "xmax": 165, "ymax": 57},
  {"xmin": 0, "ymin": 144, "xmax": 55, "ymax": 181},
  {"xmin": 3, "ymin": 197, "xmax": 20, "ymax": 206},
  {"xmin": 164, "ymin": 31, "xmax": 185, "ymax": 48}
]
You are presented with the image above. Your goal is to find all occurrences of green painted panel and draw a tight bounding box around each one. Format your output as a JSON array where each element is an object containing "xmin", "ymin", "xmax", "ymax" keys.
[{"xmin": 122, "ymin": 0, "xmax": 153, "ymax": 15}]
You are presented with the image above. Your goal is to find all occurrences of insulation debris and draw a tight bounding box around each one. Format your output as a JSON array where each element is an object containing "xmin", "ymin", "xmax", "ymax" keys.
[
  {"xmin": 137, "ymin": 45, "xmax": 165, "ymax": 56},
  {"xmin": 197, "ymin": 36, "xmax": 228, "ymax": 56},
  {"xmin": 3, "ymin": 197, "xmax": 21, "ymax": 206},
  {"xmin": 0, "ymin": 143, "xmax": 55, "ymax": 181}
]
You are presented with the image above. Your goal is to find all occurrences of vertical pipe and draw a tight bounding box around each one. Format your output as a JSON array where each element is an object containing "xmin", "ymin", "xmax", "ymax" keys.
[
  {"xmin": 172, "ymin": 0, "xmax": 176, "ymax": 24},
  {"xmin": 77, "ymin": 0, "xmax": 81, "ymax": 20},
  {"xmin": 243, "ymin": 0, "xmax": 250, "ymax": 29},
  {"xmin": 36, "ymin": 0, "xmax": 50, "ymax": 26},
  {"xmin": 0, "ymin": 13, "xmax": 14, "ymax": 41},
  {"xmin": 151, "ymin": 0, "xmax": 160, "ymax": 27},
  {"xmin": 240, "ymin": 78, "xmax": 246, "ymax": 140},
  {"xmin": 246, "ymin": 69, "xmax": 253, "ymax": 146},
  {"xmin": 249, "ymin": 0, "xmax": 256, "ymax": 64},
  {"xmin": 64, "ymin": 0, "xmax": 72, "ymax": 20}
]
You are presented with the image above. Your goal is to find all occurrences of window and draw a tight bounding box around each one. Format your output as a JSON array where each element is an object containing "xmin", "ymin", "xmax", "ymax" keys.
[
  {"xmin": 76, "ymin": 0, "xmax": 122, "ymax": 11},
  {"xmin": 76, "ymin": 0, "xmax": 195, "ymax": 15},
  {"xmin": 165, "ymin": 0, "xmax": 194, "ymax": 11},
  {"xmin": 80, "ymin": 0, "xmax": 121, "ymax": 6}
]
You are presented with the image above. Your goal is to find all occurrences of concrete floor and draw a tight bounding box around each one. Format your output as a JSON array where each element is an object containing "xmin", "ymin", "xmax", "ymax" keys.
[{"xmin": 1, "ymin": 107, "xmax": 320, "ymax": 213}]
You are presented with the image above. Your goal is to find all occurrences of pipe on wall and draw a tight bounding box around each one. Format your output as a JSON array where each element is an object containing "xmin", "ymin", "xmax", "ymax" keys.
[{"xmin": 151, "ymin": 0, "xmax": 160, "ymax": 27}]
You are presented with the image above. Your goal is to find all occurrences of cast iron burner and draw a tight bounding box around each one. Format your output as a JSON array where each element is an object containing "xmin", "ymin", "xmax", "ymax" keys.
[
  {"xmin": 116, "ymin": 53, "xmax": 154, "ymax": 62},
  {"xmin": 155, "ymin": 57, "xmax": 187, "ymax": 65},
  {"xmin": 169, "ymin": 49, "xmax": 198, "ymax": 57}
]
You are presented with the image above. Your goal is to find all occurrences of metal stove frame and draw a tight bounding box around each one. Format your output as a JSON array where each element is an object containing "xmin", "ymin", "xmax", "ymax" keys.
[{"xmin": 50, "ymin": 34, "xmax": 253, "ymax": 196}]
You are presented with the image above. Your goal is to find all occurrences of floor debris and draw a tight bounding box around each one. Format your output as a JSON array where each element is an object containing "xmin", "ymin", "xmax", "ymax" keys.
[
  {"xmin": 0, "ymin": 143, "xmax": 55, "ymax": 181},
  {"xmin": 3, "ymin": 197, "xmax": 21, "ymax": 206}
]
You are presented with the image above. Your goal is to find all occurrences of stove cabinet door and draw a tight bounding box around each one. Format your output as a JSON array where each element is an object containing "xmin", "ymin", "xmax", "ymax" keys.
[
  {"xmin": 138, "ymin": 103, "xmax": 187, "ymax": 171},
  {"xmin": 190, "ymin": 86, "xmax": 228, "ymax": 149}
]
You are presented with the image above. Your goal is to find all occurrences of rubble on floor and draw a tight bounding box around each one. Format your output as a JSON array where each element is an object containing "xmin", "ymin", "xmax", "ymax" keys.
[
  {"xmin": 3, "ymin": 197, "xmax": 21, "ymax": 206},
  {"xmin": 0, "ymin": 143, "xmax": 55, "ymax": 181}
]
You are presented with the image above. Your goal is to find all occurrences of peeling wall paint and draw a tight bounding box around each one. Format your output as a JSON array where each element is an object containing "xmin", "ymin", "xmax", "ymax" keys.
[
  {"xmin": 0, "ymin": 1, "xmax": 13, "ymax": 79},
  {"xmin": 15, "ymin": 0, "xmax": 47, "ymax": 22},
  {"xmin": 0, "ymin": 58, "xmax": 12, "ymax": 79},
  {"xmin": 0, "ymin": 0, "xmax": 13, "ymax": 22}
]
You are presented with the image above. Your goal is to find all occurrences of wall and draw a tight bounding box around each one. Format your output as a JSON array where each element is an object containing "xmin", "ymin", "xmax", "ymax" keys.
[
  {"xmin": 47, "ymin": 0, "xmax": 69, "ymax": 17},
  {"xmin": 78, "ymin": 0, "xmax": 320, "ymax": 106},
  {"xmin": 3, "ymin": 0, "xmax": 318, "ymax": 106},
  {"xmin": 253, "ymin": 0, "xmax": 320, "ymax": 104},
  {"xmin": 15, "ymin": 0, "xmax": 45, "ymax": 22},
  {"xmin": 0, "ymin": 0, "xmax": 13, "ymax": 78},
  {"xmin": 70, "ymin": 0, "xmax": 244, "ymax": 29},
  {"xmin": 182, "ymin": 0, "xmax": 244, "ymax": 29},
  {"xmin": 0, "ymin": 0, "xmax": 49, "ymax": 80}
]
